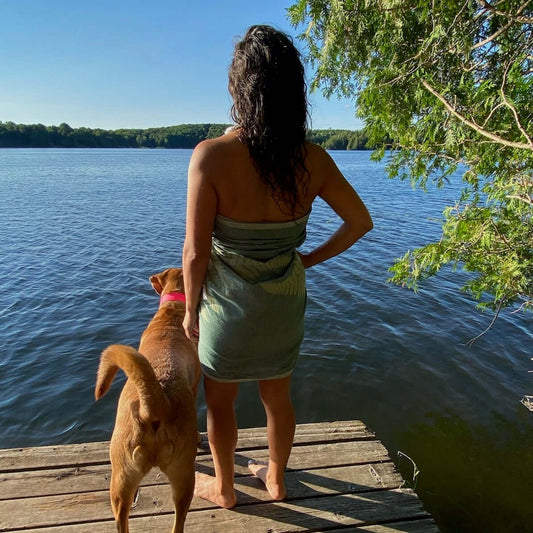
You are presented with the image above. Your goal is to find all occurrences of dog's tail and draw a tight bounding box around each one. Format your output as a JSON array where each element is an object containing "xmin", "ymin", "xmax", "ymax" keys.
[{"xmin": 95, "ymin": 344, "xmax": 170, "ymax": 421}]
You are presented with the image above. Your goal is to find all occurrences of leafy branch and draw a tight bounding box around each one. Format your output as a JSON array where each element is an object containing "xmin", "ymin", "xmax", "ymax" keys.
[
  {"xmin": 290, "ymin": 0, "xmax": 533, "ymax": 317},
  {"xmin": 476, "ymin": 0, "xmax": 533, "ymax": 24},
  {"xmin": 421, "ymin": 80, "xmax": 533, "ymax": 150}
]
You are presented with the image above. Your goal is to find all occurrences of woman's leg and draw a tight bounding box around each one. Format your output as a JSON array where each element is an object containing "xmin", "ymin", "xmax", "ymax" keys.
[
  {"xmin": 194, "ymin": 375, "xmax": 239, "ymax": 508},
  {"xmin": 249, "ymin": 374, "xmax": 295, "ymax": 500}
]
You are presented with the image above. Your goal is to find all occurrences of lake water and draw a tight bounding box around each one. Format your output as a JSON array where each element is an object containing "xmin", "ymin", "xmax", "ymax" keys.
[{"xmin": 1, "ymin": 148, "xmax": 531, "ymax": 532}]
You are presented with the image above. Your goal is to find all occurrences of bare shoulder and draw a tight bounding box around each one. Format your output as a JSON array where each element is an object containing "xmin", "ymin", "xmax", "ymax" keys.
[
  {"xmin": 190, "ymin": 134, "xmax": 231, "ymax": 165},
  {"xmin": 190, "ymin": 132, "xmax": 242, "ymax": 175},
  {"xmin": 305, "ymin": 141, "xmax": 326, "ymax": 158},
  {"xmin": 305, "ymin": 141, "xmax": 324, "ymax": 162},
  {"xmin": 304, "ymin": 142, "xmax": 344, "ymax": 194},
  {"xmin": 305, "ymin": 142, "xmax": 340, "ymax": 173}
]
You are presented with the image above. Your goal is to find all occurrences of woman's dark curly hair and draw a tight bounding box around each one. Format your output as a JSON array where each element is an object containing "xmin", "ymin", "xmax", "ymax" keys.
[{"xmin": 229, "ymin": 25, "xmax": 309, "ymax": 216}]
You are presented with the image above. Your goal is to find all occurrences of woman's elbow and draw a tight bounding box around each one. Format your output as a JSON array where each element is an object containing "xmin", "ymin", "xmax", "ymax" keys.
[
  {"xmin": 364, "ymin": 215, "xmax": 374, "ymax": 234},
  {"xmin": 356, "ymin": 212, "xmax": 373, "ymax": 238},
  {"xmin": 182, "ymin": 241, "xmax": 211, "ymax": 267}
]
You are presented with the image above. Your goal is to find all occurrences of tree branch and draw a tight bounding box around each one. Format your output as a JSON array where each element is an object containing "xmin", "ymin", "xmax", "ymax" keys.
[
  {"xmin": 481, "ymin": 101, "xmax": 506, "ymax": 127},
  {"xmin": 472, "ymin": 17, "xmax": 515, "ymax": 49},
  {"xmin": 500, "ymin": 62, "xmax": 533, "ymax": 144},
  {"xmin": 462, "ymin": 58, "xmax": 487, "ymax": 73},
  {"xmin": 415, "ymin": 148, "xmax": 475, "ymax": 167},
  {"xmin": 421, "ymin": 80, "xmax": 533, "ymax": 150},
  {"xmin": 507, "ymin": 194, "xmax": 533, "ymax": 204},
  {"xmin": 476, "ymin": 0, "xmax": 533, "ymax": 24},
  {"xmin": 466, "ymin": 300, "xmax": 503, "ymax": 346}
]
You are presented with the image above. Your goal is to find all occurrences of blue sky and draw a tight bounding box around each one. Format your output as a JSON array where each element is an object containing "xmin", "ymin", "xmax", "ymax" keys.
[{"xmin": 1, "ymin": 0, "xmax": 363, "ymax": 131}]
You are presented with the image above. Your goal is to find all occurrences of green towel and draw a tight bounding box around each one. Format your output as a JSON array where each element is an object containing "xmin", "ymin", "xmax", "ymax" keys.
[{"xmin": 198, "ymin": 213, "xmax": 308, "ymax": 382}]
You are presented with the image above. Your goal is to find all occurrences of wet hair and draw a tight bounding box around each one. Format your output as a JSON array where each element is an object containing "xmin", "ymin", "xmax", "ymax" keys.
[{"xmin": 228, "ymin": 25, "xmax": 309, "ymax": 216}]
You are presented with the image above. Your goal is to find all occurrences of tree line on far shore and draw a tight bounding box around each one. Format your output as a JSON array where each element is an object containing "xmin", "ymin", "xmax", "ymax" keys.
[{"xmin": 0, "ymin": 121, "xmax": 370, "ymax": 150}]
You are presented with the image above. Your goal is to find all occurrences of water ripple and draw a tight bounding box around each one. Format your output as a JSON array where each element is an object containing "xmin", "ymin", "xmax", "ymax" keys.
[{"xmin": 1, "ymin": 149, "xmax": 531, "ymax": 531}]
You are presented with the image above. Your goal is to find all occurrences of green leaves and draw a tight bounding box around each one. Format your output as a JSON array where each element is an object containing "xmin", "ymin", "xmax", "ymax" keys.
[{"xmin": 290, "ymin": 0, "xmax": 533, "ymax": 314}]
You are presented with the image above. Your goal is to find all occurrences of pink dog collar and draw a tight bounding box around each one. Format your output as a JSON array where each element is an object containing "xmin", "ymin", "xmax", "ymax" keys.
[{"xmin": 159, "ymin": 292, "xmax": 186, "ymax": 306}]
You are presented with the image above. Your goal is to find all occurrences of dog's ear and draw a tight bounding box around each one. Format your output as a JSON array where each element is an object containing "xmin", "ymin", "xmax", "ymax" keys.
[
  {"xmin": 149, "ymin": 272, "xmax": 165, "ymax": 295},
  {"xmin": 175, "ymin": 268, "xmax": 185, "ymax": 289}
]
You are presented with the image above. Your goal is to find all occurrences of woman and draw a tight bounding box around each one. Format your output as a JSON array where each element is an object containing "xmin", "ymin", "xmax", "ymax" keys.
[{"xmin": 182, "ymin": 25, "xmax": 373, "ymax": 509}]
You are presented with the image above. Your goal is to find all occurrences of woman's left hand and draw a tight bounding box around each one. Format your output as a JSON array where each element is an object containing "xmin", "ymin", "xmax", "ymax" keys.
[{"xmin": 297, "ymin": 251, "xmax": 312, "ymax": 269}]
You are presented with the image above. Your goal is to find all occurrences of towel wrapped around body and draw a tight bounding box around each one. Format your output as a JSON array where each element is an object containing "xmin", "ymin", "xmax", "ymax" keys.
[{"xmin": 198, "ymin": 213, "xmax": 309, "ymax": 382}]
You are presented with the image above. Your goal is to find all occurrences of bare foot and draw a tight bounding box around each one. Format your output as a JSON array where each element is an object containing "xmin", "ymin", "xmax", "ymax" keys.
[
  {"xmin": 247, "ymin": 460, "xmax": 286, "ymax": 501},
  {"xmin": 194, "ymin": 472, "xmax": 237, "ymax": 509}
]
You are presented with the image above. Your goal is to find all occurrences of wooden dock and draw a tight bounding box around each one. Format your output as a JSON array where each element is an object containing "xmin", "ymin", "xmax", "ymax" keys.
[{"xmin": 0, "ymin": 421, "xmax": 439, "ymax": 532}]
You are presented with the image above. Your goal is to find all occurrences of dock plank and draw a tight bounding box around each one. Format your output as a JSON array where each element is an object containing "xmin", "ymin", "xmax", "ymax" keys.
[
  {"xmin": 0, "ymin": 463, "xmax": 404, "ymax": 530},
  {"xmin": 0, "ymin": 421, "xmax": 439, "ymax": 532},
  {"xmin": 18, "ymin": 490, "xmax": 432, "ymax": 533},
  {"xmin": 0, "ymin": 421, "xmax": 372, "ymax": 473},
  {"xmin": 184, "ymin": 490, "xmax": 431, "ymax": 532},
  {"xmin": 0, "ymin": 459, "xmax": 401, "ymax": 501},
  {"xmin": 1, "ymin": 439, "xmax": 389, "ymax": 501},
  {"xmin": 319, "ymin": 519, "xmax": 441, "ymax": 532}
]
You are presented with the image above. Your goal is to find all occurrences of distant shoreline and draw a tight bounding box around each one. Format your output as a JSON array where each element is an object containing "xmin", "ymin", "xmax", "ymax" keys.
[{"xmin": 0, "ymin": 122, "xmax": 371, "ymax": 151}]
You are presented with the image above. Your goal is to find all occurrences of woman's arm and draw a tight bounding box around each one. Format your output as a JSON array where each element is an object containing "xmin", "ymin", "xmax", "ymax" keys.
[
  {"xmin": 299, "ymin": 148, "xmax": 373, "ymax": 268},
  {"xmin": 182, "ymin": 141, "xmax": 218, "ymax": 338}
]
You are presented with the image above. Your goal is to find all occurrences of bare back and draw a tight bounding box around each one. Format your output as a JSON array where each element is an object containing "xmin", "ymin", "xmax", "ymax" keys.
[
  {"xmin": 184, "ymin": 128, "xmax": 372, "ymax": 281},
  {"xmin": 200, "ymin": 130, "xmax": 324, "ymax": 222}
]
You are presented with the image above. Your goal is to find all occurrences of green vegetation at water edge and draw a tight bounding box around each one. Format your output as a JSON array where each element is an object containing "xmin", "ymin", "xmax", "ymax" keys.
[
  {"xmin": 0, "ymin": 123, "xmax": 229, "ymax": 149},
  {"xmin": 0, "ymin": 122, "xmax": 370, "ymax": 150}
]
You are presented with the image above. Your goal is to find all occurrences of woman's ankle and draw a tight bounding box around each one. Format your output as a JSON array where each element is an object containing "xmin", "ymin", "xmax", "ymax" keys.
[
  {"xmin": 248, "ymin": 460, "xmax": 287, "ymax": 501},
  {"xmin": 194, "ymin": 472, "xmax": 237, "ymax": 509}
]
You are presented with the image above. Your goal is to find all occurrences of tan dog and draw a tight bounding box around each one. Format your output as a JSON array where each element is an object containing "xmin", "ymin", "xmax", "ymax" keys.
[{"xmin": 95, "ymin": 268, "xmax": 200, "ymax": 533}]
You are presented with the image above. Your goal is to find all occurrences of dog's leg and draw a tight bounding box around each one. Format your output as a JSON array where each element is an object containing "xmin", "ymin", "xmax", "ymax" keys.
[
  {"xmin": 164, "ymin": 460, "xmax": 195, "ymax": 533},
  {"xmin": 110, "ymin": 467, "xmax": 143, "ymax": 533}
]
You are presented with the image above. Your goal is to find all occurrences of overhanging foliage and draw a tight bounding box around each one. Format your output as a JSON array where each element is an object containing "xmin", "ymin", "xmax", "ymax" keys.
[{"xmin": 289, "ymin": 0, "xmax": 533, "ymax": 315}]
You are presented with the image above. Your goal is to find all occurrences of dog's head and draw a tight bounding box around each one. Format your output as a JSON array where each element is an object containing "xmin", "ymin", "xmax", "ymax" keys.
[{"xmin": 149, "ymin": 268, "xmax": 185, "ymax": 295}]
